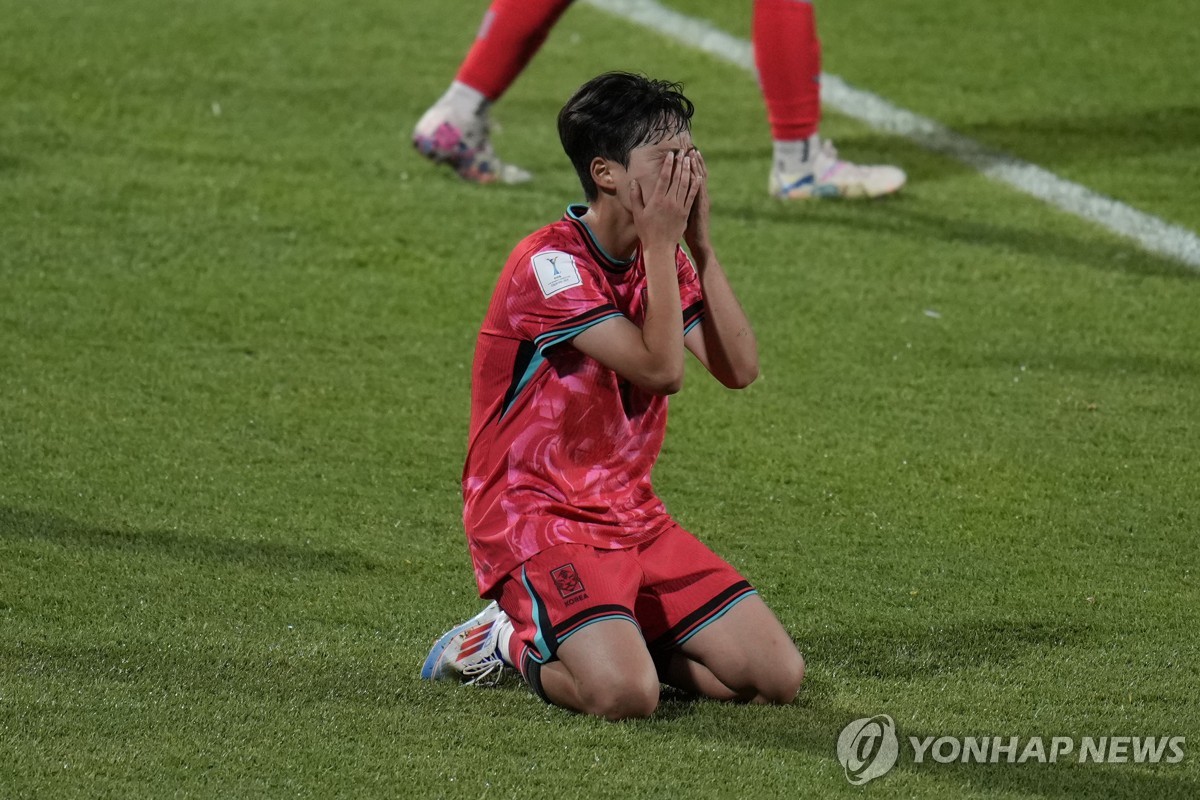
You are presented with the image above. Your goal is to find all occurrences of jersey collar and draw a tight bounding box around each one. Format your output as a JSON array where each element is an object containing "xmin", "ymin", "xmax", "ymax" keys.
[{"xmin": 565, "ymin": 204, "xmax": 637, "ymax": 273}]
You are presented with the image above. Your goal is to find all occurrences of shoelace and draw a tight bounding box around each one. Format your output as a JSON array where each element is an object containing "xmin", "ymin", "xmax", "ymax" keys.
[
  {"xmin": 455, "ymin": 617, "xmax": 506, "ymax": 686},
  {"xmin": 462, "ymin": 657, "xmax": 505, "ymax": 686}
]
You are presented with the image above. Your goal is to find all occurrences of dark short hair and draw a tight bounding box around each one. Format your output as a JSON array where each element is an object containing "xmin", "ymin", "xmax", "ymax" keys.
[{"xmin": 557, "ymin": 72, "xmax": 695, "ymax": 201}]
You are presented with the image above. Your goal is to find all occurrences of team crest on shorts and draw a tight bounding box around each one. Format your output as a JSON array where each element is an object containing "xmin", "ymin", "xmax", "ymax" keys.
[{"xmin": 550, "ymin": 563, "xmax": 585, "ymax": 598}]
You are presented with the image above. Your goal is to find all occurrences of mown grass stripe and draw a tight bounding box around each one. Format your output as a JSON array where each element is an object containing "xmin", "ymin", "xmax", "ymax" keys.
[{"xmin": 584, "ymin": 0, "xmax": 1200, "ymax": 270}]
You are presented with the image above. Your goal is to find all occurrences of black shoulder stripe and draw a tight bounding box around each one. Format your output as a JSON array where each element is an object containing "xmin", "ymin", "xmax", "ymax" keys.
[{"xmin": 500, "ymin": 338, "xmax": 537, "ymax": 418}]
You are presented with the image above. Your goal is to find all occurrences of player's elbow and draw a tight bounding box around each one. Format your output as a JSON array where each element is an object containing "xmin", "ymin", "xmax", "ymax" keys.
[
  {"xmin": 645, "ymin": 370, "xmax": 684, "ymax": 395},
  {"xmin": 723, "ymin": 361, "xmax": 759, "ymax": 390},
  {"xmin": 660, "ymin": 365, "xmax": 686, "ymax": 394},
  {"xmin": 637, "ymin": 358, "xmax": 685, "ymax": 395}
]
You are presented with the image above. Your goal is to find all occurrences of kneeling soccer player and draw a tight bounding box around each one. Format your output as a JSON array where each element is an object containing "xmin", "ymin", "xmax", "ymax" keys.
[{"xmin": 421, "ymin": 72, "xmax": 805, "ymax": 720}]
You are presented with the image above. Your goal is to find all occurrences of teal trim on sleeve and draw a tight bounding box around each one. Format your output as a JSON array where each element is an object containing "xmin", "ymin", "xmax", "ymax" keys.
[{"xmin": 533, "ymin": 311, "xmax": 624, "ymax": 353}]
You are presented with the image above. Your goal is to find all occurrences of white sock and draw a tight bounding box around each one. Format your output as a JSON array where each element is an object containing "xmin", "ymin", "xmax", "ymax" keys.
[
  {"xmin": 773, "ymin": 133, "xmax": 820, "ymax": 175},
  {"xmin": 437, "ymin": 80, "xmax": 489, "ymax": 120},
  {"xmin": 495, "ymin": 614, "xmax": 515, "ymax": 667}
]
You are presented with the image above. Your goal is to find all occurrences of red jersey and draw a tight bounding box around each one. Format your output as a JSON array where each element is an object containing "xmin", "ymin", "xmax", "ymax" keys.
[{"xmin": 463, "ymin": 205, "xmax": 705, "ymax": 595}]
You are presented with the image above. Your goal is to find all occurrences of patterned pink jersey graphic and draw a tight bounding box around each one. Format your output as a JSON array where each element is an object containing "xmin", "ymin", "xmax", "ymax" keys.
[{"xmin": 463, "ymin": 205, "xmax": 705, "ymax": 595}]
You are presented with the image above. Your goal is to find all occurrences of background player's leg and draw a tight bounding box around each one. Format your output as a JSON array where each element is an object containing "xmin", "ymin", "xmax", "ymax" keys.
[
  {"xmin": 535, "ymin": 619, "xmax": 661, "ymax": 720},
  {"xmin": 752, "ymin": 0, "xmax": 906, "ymax": 199},
  {"xmin": 753, "ymin": 0, "xmax": 821, "ymax": 144},
  {"xmin": 456, "ymin": 0, "xmax": 574, "ymax": 103},
  {"xmin": 412, "ymin": 0, "xmax": 572, "ymax": 184},
  {"xmin": 670, "ymin": 594, "xmax": 804, "ymax": 704}
]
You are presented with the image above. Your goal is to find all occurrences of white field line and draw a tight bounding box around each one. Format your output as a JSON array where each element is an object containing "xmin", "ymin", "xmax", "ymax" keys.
[{"xmin": 583, "ymin": 0, "xmax": 1200, "ymax": 270}]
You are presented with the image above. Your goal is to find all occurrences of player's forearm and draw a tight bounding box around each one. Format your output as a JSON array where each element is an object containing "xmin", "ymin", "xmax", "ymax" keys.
[
  {"xmin": 692, "ymin": 248, "xmax": 759, "ymax": 388},
  {"xmin": 638, "ymin": 244, "xmax": 686, "ymax": 393}
]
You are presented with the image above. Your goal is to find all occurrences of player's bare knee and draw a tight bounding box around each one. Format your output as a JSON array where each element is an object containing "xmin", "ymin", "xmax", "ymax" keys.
[
  {"xmin": 743, "ymin": 648, "xmax": 804, "ymax": 705},
  {"xmin": 581, "ymin": 671, "xmax": 660, "ymax": 720},
  {"xmin": 786, "ymin": 650, "xmax": 806, "ymax": 698},
  {"xmin": 764, "ymin": 650, "xmax": 805, "ymax": 704},
  {"xmin": 611, "ymin": 684, "xmax": 660, "ymax": 720}
]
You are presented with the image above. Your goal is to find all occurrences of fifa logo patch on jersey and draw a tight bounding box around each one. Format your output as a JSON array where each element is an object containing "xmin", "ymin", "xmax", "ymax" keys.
[
  {"xmin": 550, "ymin": 563, "xmax": 585, "ymax": 598},
  {"xmin": 531, "ymin": 250, "xmax": 583, "ymax": 298}
]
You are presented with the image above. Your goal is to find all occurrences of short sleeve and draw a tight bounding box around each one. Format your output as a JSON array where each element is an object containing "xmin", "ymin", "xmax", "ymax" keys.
[
  {"xmin": 507, "ymin": 248, "xmax": 624, "ymax": 354},
  {"xmin": 677, "ymin": 247, "xmax": 705, "ymax": 333}
]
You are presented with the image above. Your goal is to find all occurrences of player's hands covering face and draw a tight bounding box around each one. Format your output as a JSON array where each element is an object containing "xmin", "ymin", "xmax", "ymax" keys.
[
  {"xmin": 631, "ymin": 150, "xmax": 701, "ymax": 252},
  {"xmin": 683, "ymin": 147, "xmax": 711, "ymax": 255}
]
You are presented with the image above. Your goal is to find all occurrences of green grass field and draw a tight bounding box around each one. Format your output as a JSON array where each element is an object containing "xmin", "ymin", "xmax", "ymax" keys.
[{"xmin": 3, "ymin": 0, "xmax": 1199, "ymax": 797}]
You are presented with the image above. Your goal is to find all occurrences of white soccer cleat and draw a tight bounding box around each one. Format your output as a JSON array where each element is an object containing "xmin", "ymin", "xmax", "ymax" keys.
[
  {"xmin": 412, "ymin": 101, "xmax": 532, "ymax": 185},
  {"xmin": 420, "ymin": 600, "xmax": 510, "ymax": 685},
  {"xmin": 770, "ymin": 138, "xmax": 905, "ymax": 200}
]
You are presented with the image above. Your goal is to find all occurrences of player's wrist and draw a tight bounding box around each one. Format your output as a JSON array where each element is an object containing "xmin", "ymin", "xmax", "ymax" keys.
[
  {"xmin": 642, "ymin": 240, "xmax": 678, "ymax": 264},
  {"xmin": 686, "ymin": 238, "xmax": 716, "ymax": 265}
]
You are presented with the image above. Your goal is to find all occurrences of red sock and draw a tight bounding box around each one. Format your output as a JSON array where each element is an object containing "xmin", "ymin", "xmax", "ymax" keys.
[
  {"xmin": 454, "ymin": 0, "xmax": 574, "ymax": 102},
  {"xmin": 752, "ymin": 0, "xmax": 822, "ymax": 141}
]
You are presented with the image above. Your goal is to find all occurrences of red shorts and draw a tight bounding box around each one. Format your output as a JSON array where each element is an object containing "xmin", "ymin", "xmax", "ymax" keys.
[{"xmin": 493, "ymin": 522, "xmax": 756, "ymax": 680}]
